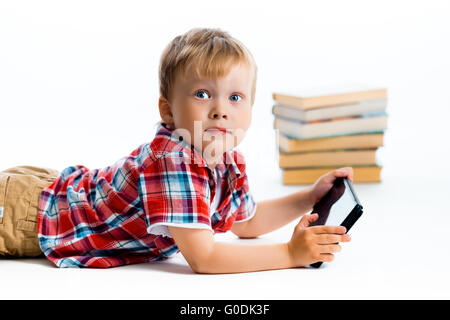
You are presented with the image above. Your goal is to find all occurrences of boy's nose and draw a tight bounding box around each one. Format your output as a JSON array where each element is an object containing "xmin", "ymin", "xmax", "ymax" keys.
[
  {"xmin": 210, "ymin": 112, "xmax": 228, "ymax": 120},
  {"xmin": 209, "ymin": 105, "xmax": 228, "ymax": 120}
]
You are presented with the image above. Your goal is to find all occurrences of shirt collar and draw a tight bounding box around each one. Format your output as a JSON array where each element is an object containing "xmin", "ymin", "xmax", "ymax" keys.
[{"xmin": 156, "ymin": 122, "xmax": 242, "ymax": 181}]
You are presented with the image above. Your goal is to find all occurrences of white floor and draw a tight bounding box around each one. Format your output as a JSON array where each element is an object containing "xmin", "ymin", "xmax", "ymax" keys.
[
  {"xmin": 2, "ymin": 75, "xmax": 450, "ymax": 300},
  {"xmin": 2, "ymin": 153, "xmax": 449, "ymax": 300},
  {"xmin": 1, "ymin": 0, "xmax": 450, "ymax": 300}
]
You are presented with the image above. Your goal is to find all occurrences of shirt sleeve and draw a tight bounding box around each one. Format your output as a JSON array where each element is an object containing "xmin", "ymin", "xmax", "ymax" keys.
[
  {"xmin": 138, "ymin": 153, "xmax": 213, "ymax": 238},
  {"xmin": 233, "ymin": 172, "xmax": 257, "ymax": 223}
]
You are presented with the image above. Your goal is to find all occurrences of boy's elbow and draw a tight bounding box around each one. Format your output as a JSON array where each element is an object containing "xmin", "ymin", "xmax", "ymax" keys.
[
  {"xmin": 187, "ymin": 257, "xmax": 206, "ymax": 274},
  {"xmin": 233, "ymin": 229, "xmax": 259, "ymax": 239},
  {"xmin": 184, "ymin": 247, "xmax": 215, "ymax": 274},
  {"xmin": 168, "ymin": 226, "xmax": 215, "ymax": 274},
  {"xmin": 186, "ymin": 245, "xmax": 222, "ymax": 274},
  {"xmin": 231, "ymin": 221, "xmax": 260, "ymax": 239},
  {"xmin": 191, "ymin": 264, "xmax": 209, "ymax": 274},
  {"xmin": 238, "ymin": 234, "xmax": 259, "ymax": 239},
  {"xmin": 188, "ymin": 257, "xmax": 214, "ymax": 274}
]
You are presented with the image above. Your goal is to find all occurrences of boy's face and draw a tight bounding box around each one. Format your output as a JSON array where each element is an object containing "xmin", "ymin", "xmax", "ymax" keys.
[{"xmin": 159, "ymin": 62, "xmax": 254, "ymax": 169}]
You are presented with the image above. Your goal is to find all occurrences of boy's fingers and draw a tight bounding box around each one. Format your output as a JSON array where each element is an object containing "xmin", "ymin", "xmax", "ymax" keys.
[
  {"xmin": 319, "ymin": 253, "xmax": 335, "ymax": 263},
  {"xmin": 297, "ymin": 213, "xmax": 318, "ymax": 229},
  {"xmin": 316, "ymin": 234, "xmax": 350, "ymax": 244},
  {"xmin": 334, "ymin": 167, "xmax": 354, "ymax": 182},
  {"xmin": 314, "ymin": 225, "xmax": 346, "ymax": 235},
  {"xmin": 318, "ymin": 244, "xmax": 342, "ymax": 254}
]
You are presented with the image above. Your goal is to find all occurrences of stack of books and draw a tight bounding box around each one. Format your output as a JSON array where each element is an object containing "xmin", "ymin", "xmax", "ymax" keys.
[{"xmin": 272, "ymin": 86, "xmax": 388, "ymax": 184}]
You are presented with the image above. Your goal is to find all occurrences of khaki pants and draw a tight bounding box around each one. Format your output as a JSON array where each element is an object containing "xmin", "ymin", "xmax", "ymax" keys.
[{"xmin": 0, "ymin": 165, "xmax": 59, "ymax": 257}]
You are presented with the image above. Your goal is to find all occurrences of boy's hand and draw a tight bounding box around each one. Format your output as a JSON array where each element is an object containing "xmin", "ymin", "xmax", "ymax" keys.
[
  {"xmin": 308, "ymin": 167, "xmax": 354, "ymax": 205},
  {"xmin": 287, "ymin": 213, "xmax": 351, "ymax": 267}
]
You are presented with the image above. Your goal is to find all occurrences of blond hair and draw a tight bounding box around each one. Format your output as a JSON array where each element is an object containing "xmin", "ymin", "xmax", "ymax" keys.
[{"xmin": 159, "ymin": 27, "xmax": 257, "ymax": 105}]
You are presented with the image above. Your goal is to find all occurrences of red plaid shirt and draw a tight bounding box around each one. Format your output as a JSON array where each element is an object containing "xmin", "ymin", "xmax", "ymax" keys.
[{"xmin": 37, "ymin": 123, "xmax": 257, "ymax": 268}]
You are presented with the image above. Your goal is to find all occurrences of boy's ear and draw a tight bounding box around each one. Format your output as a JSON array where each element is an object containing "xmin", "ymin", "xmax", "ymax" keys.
[{"xmin": 158, "ymin": 96, "xmax": 174, "ymax": 126}]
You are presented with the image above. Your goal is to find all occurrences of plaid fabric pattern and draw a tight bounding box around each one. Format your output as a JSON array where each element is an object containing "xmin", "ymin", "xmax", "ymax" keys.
[{"xmin": 37, "ymin": 123, "xmax": 257, "ymax": 268}]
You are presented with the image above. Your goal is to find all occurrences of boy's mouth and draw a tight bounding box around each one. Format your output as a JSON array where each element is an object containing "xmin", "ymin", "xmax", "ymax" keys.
[{"xmin": 204, "ymin": 127, "xmax": 231, "ymax": 135}]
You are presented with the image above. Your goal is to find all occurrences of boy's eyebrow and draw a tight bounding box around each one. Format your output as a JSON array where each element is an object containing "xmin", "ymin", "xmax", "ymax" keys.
[
  {"xmin": 185, "ymin": 79, "xmax": 219, "ymax": 91},
  {"xmin": 185, "ymin": 77, "xmax": 249, "ymax": 94},
  {"xmin": 188, "ymin": 79, "xmax": 215, "ymax": 86}
]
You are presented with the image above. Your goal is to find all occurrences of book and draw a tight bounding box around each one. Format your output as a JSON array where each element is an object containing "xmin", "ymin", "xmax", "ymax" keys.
[
  {"xmin": 277, "ymin": 132, "xmax": 384, "ymax": 153},
  {"xmin": 272, "ymin": 99, "xmax": 387, "ymax": 122},
  {"xmin": 274, "ymin": 113, "xmax": 388, "ymax": 139},
  {"xmin": 282, "ymin": 165, "xmax": 382, "ymax": 184},
  {"xmin": 279, "ymin": 148, "xmax": 378, "ymax": 168},
  {"xmin": 272, "ymin": 87, "xmax": 387, "ymax": 110}
]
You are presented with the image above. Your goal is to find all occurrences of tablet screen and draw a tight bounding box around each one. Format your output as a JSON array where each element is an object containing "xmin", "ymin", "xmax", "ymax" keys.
[
  {"xmin": 310, "ymin": 178, "xmax": 362, "ymax": 267},
  {"xmin": 312, "ymin": 178, "xmax": 359, "ymax": 227}
]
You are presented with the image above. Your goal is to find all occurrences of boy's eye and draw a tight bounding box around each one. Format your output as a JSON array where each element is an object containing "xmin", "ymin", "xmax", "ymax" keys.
[
  {"xmin": 195, "ymin": 90, "xmax": 210, "ymax": 99},
  {"xmin": 230, "ymin": 94, "xmax": 242, "ymax": 102}
]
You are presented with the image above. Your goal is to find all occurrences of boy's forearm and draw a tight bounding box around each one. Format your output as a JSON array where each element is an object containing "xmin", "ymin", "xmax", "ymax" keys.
[
  {"xmin": 242, "ymin": 187, "xmax": 314, "ymax": 238},
  {"xmin": 196, "ymin": 241, "xmax": 292, "ymax": 274}
]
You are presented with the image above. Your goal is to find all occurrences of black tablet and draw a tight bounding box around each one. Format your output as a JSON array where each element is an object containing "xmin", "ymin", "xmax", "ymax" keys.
[{"xmin": 309, "ymin": 177, "xmax": 363, "ymax": 268}]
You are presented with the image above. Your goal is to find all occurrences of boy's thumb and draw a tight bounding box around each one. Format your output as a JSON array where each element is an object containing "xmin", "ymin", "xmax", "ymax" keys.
[{"xmin": 297, "ymin": 213, "xmax": 319, "ymax": 229}]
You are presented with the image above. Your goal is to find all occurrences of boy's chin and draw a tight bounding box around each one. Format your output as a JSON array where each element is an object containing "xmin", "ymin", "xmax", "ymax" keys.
[{"xmin": 201, "ymin": 142, "xmax": 234, "ymax": 159}]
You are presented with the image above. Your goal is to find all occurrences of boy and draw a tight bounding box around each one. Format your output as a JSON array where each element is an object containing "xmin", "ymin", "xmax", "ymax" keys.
[{"xmin": 0, "ymin": 28, "xmax": 352, "ymax": 272}]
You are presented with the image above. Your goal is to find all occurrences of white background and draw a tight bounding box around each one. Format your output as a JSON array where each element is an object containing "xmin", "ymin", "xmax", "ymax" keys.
[{"xmin": 1, "ymin": 0, "xmax": 449, "ymax": 299}]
